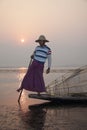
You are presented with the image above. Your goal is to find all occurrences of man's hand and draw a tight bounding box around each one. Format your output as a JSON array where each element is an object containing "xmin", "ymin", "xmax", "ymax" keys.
[
  {"xmin": 31, "ymin": 55, "xmax": 34, "ymax": 59},
  {"xmin": 46, "ymin": 68, "xmax": 50, "ymax": 74}
]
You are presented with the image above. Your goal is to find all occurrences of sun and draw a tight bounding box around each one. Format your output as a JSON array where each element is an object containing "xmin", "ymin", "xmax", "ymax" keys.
[{"xmin": 21, "ymin": 39, "xmax": 25, "ymax": 43}]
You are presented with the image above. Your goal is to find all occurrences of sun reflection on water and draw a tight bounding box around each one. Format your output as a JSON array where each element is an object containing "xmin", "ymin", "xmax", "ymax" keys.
[
  {"xmin": 21, "ymin": 91, "xmax": 27, "ymax": 104},
  {"xmin": 18, "ymin": 91, "xmax": 30, "ymax": 112},
  {"xmin": 17, "ymin": 67, "xmax": 27, "ymax": 83}
]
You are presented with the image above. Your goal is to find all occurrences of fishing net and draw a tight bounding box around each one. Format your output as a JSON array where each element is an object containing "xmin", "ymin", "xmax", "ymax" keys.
[{"xmin": 46, "ymin": 65, "xmax": 87, "ymax": 96}]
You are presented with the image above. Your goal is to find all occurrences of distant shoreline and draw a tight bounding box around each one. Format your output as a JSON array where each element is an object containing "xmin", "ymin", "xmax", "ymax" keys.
[{"xmin": 0, "ymin": 67, "xmax": 78, "ymax": 73}]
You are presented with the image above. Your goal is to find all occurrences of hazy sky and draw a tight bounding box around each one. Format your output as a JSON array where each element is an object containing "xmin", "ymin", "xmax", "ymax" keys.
[{"xmin": 0, "ymin": 0, "xmax": 87, "ymax": 67}]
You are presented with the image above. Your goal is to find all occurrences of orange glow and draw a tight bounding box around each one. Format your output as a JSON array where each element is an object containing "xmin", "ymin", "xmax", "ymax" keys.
[{"xmin": 21, "ymin": 38, "xmax": 25, "ymax": 43}]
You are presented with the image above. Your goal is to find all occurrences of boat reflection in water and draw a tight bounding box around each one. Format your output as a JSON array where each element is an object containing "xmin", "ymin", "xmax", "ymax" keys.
[{"xmin": 18, "ymin": 101, "xmax": 87, "ymax": 130}]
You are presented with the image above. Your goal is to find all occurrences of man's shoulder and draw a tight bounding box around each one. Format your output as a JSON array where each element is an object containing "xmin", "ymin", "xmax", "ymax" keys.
[
  {"xmin": 35, "ymin": 45, "xmax": 40, "ymax": 49},
  {"xmin": 45, "ymin": 45, "xmax": 51, "ymax": 50}
]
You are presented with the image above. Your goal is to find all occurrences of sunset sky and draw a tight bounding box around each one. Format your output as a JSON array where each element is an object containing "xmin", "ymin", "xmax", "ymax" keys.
[{"xmin": 0, "ymin": 0, "xmax": 87, "ymax": 67}]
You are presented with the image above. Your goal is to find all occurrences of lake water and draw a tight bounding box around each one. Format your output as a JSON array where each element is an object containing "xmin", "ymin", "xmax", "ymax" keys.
[{"xmin": 0, "ymin": 67, "xmax": 87, "ymax": 130}]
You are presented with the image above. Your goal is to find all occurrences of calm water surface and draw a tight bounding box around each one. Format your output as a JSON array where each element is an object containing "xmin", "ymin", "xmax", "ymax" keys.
[{"xmin": 0, "ymin": 68, "xmax": 87, "ymax": 130}]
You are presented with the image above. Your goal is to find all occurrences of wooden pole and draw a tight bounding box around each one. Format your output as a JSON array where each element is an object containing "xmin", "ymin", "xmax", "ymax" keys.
[{"xmin": 18, "ymin": 89, "xmax": 23, "ymax": 103}]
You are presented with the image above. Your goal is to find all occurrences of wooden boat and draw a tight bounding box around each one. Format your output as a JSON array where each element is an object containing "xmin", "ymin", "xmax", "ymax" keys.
[{"xmin": 29, "ymin": 94, "xmax": 87, "ymax": 104}]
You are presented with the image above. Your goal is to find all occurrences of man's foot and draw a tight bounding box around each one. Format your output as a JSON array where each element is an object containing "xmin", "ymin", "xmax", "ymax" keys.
[
  {"xmin": 37, "ymin": 92, "xmax": 41, "ymax": 96},
  {"xmin": 16, "ymin": 88, "xmax": 21, "ymax": 92}
]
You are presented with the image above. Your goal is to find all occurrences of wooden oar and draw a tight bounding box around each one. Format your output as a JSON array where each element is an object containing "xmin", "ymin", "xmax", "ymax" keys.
[
  {"xmin": 18, "ymin": 58, "xmax": 32, "ymax": 103},
  {"xmin": 18, "ymin": 89, "xmax": 23, "ymax": 103}
]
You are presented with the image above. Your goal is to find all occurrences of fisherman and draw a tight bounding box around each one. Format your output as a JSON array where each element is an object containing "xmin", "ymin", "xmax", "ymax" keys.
[{"xmin": 17, "ymin": 35, "xmax": 52, "ymax": 95}]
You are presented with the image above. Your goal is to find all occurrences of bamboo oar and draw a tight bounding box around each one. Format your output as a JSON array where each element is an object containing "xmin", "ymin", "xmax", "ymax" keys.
[{"xmin": 18, "ymin": 58, "xmax": 32, "ymax": 103}]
